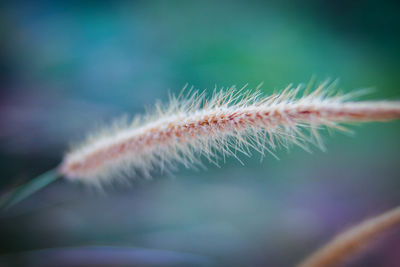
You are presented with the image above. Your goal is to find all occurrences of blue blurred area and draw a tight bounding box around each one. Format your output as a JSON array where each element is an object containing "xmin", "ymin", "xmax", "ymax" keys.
[{"xmin": 0, "ymin": 1, "xmax": 400, "ymax": 266}]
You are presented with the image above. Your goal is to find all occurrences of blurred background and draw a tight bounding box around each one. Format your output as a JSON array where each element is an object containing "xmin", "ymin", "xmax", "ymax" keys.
[{"xmin": 1, "ymin": 1, "xmax": 400, "ymax": 266}]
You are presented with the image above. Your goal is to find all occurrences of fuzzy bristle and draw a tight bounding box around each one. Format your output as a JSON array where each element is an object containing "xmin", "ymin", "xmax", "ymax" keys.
[{"xmin": 59, "ymin": 82, "xmax": 400, "ymax": 183}]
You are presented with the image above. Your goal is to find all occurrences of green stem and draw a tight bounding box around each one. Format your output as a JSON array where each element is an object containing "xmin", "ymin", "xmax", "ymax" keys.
[{"xmin": 0, "ymin": 169, "xmax": 61, "ymax": 211}]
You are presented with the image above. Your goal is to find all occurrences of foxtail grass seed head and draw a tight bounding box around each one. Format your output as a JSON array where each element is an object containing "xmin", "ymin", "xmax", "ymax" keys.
[
  {"xmin": 59, "ymin": 82, "xmax": 400, "ymax": 184},
  {"xmin": 298, "ymin": 206, "xmax": 400, "ymax": 267}
]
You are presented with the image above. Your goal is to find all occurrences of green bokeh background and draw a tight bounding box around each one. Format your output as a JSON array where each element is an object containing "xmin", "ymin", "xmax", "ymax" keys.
[{"xmin": 0, "ymin": 1, "xmax": 399, "ymax": 266}]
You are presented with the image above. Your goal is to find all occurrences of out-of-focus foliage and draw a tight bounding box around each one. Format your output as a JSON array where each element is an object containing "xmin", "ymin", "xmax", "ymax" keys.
[{"xmin": 0, "ymin": 1, "xmax": 399, "ymax": 266}]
